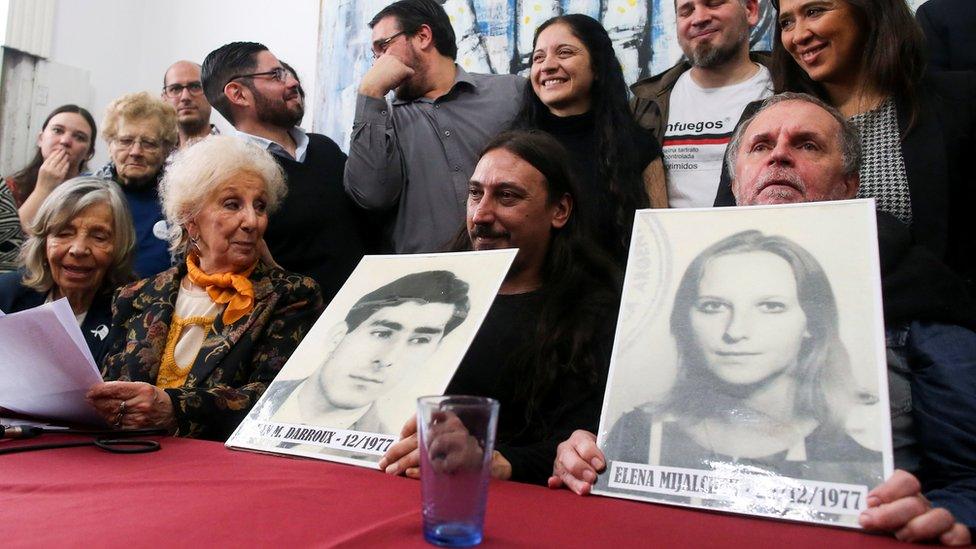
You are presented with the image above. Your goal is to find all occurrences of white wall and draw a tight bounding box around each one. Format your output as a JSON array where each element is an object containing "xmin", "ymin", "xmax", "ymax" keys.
[
  {"xmin": 0, "ymin": 0, "xmax": 9, "ymax": 47},
  {"xmin": 48, "ymin": 0, "xmax": 320, "ymax": 167}
]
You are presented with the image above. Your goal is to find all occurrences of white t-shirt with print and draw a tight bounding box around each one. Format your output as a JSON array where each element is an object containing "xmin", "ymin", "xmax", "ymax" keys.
[{"xmin": 663, "ymin": 65, "xmax": 773, "ymax": 208}]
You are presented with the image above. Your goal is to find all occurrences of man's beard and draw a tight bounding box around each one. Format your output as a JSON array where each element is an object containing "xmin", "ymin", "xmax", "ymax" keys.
[
  {"xmin": 178, "ymin": 112, "xmax": 209, "ymax": 136},
  {"xmin": 687, "ymin": 25, "xmax": 750, "ymax": 69},
  {"xmin": 741, "ymin": 167, "xmax": 807, "ymax": 205},
  {"xmin": 469, "ymin": 224, "xmax": 508, "ymax": 243},
  {"xmin": 392, "ymin": 49, "xmax": 426, "ymax": 101},
  {"xmin": 394, "ymin": 76, "xmax": 426, "ymax": 101},
  {"xmin": 117, "ymin": 167, "xmax": 161, "ymax": 191},
  {"xmin": 254, "ymin": 90, "xmax": 304, "ymax": 128}
]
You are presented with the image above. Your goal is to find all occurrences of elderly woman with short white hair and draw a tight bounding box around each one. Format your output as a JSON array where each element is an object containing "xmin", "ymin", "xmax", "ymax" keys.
[
  {"xmin": 87, "ymin": 135, "xmax": 323, "ymax": 439},
  {"xmin": 95, "ymin": 92, "xmax": 179, "ymax": 278}
]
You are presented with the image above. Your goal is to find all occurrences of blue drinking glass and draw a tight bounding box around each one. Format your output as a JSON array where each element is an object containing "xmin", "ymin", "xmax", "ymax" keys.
[{"xmin": 417, "ymin": 395, "xmax": 500, "ymax": 547}]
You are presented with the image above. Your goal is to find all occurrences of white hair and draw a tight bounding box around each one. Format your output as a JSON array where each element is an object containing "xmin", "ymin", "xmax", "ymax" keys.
[
  {"xmin": 20, "ymin": 177, "xmax": 135, "ymax": 292},
  {"xmin": 159, "ymin": 135, "xmax": 286, "ymax": 256}
]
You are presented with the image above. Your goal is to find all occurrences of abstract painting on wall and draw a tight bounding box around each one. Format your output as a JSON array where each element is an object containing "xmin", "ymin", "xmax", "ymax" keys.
[{"xmin": 313, "ymin": 0, "xmax": 778, "ymax": 150}]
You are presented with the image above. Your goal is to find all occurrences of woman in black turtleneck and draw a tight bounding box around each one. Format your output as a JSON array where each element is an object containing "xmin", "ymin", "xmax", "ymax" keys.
[{"xmin": 510, "ymin": 14, "xmax": 665, "ymax": 261}]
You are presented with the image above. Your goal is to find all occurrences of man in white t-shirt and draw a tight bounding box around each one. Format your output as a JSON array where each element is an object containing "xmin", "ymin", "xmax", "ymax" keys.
[{"xmin": 631, "ymin": 0, "xmax": 773, "ymax": 208}]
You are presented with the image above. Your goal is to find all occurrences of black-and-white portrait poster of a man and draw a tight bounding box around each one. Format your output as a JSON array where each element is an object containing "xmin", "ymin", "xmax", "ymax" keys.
[
  {"xmin": 592, "ymin": 200, "xmax": 892, "ymax": 528},
  {"xmin": 227, "ymin": 250, "xmax": 516, "ymax": 468}
]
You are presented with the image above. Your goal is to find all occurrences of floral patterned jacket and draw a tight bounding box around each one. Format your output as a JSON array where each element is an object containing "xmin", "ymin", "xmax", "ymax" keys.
[{"xmin": 101, "ymin": 259, "xmax": 323, "ymax": 441}]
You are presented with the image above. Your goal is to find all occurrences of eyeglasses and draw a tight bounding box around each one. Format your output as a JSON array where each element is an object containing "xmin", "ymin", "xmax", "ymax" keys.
[
  {"xmin": 226, "ymin": 67, "xmax": 288, "ymax": 86},
  {"xmin": 372, "ymin": 30, "xmax": 408, "ymax": 59},
  {"xmin": 162, "ymin": 81, "xmax": 204, "ymax": 98},
  {"xmin": 114, "ymin": 136, "xmax": 161, "ymax": 153}
]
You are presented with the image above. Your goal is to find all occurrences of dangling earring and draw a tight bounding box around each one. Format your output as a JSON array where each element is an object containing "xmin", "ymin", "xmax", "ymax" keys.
[{"xmin": 187, "ymin": 228, "xmax": 200, "ymax": 254}]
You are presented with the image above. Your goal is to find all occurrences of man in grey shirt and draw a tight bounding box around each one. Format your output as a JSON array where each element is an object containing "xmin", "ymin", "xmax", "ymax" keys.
[{"xmin": 344, "ymin": 0, "xmax": 524, "ymax": 253}]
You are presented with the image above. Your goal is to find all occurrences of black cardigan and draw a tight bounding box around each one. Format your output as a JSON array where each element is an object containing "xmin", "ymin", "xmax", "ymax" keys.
[{"xmin": 0, "ymin": 270, "xmax": 115, "ymax": 363}]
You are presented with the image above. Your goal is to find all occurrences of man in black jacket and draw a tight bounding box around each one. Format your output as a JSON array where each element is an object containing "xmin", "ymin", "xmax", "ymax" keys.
[
  {"xmin": 916, "ymin": 0, "xmax": 976, "ymax": 72},
  {"xmin": 630, "ymin": 0, "xmax": 772, "ymax": 208}
]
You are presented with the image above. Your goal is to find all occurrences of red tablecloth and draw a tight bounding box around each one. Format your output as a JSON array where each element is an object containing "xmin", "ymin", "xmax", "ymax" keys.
[{"xmin": 0, "ymin": 435, "xmax": 912, "ymax": 548}]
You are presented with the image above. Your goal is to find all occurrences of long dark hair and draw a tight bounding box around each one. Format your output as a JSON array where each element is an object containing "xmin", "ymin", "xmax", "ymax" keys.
[
  {"xmin": 452, "ymin": 129, "xmax": 622, "ymax": 435},
  {"xmin": 9, "ymin": 105, "xmax": 97, "ymax": 206},
  {"xmin": 666, "ymin": 230, "xmax": 856, "ymax": 428},
  {"xmin": 511, "ymin": 14, "xmax": 649, "ymax": 251},
  {"xmin": 770, "ymin": 0, "xmax": 925, "ymax": 133}
]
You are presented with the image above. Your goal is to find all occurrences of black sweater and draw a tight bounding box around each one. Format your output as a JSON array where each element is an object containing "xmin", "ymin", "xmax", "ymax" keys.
[
  {"xmin": 447, "ymin": 290, "xmax": 613, "ymax": 485},
  {"xmin": 537, "ymin": 109, "xmax": 661, "ymax": 261},
  {"xmin": 265, "ymin": 134, "xmax": 375, "ymax": 304}
]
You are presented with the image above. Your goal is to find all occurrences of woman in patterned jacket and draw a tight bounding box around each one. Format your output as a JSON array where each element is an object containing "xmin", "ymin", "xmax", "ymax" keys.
[{"xmin": 86, "ymin": 135, "xmax": 323, "ymax": 440}]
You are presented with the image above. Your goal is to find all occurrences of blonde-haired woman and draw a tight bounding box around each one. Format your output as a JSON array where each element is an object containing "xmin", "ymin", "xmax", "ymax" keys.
[
  {"xmin": 88, "ymin": 136, "xmax": 323, "ymax": 440},
  {"xmin": 94, "ymin": 91, "xmax": 178, "ymax": 278}
]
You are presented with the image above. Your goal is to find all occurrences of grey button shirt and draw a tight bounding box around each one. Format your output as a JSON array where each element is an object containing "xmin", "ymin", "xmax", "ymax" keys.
[{"xmin": 344, "ymin": 65, "xmax": 524, "ymax": 253}]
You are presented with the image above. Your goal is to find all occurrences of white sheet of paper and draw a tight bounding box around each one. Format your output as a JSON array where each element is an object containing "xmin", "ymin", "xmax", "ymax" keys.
[{"xmin": 0, "ymin": 298, "xmax": 105, "ymax": 425}]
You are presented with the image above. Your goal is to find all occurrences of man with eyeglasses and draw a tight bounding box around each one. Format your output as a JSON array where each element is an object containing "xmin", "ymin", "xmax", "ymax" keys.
[
  {"xmin": 344, "ymin": 0, "xmax": 524, "ymax": 253},
  {"xmin": 200, "ymin": 42, "xmax": 374, "ymax": 304},
  {"xmin": 161, "ymin": 61, "xmax": 218, "ymax": 149}
]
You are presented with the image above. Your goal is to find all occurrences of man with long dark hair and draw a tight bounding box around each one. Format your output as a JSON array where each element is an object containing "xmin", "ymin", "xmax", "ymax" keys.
[
  {"xmin": 379, "ymin": 129, "xmax": 622, "ymax": 485},
  {"xmin": 344, "ymin": 0, "xmax": 524, "ymax": 254}
]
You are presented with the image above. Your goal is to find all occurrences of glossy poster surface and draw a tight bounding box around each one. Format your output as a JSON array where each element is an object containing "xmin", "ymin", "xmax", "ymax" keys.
[
  {"xmin": 227, "ymin": 250, "xmax": 515, "ymax": 468},
  {"xmin": 592, "ymin": 201, "xmax": 892, "ymax": 527}
]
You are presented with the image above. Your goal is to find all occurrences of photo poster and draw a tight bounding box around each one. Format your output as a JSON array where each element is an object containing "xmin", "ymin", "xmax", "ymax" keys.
[
  {"xmin": 227, "ymin": 249, "xmax": 517, "ymax": 468},
  {"xmin": 592, "ymin": 200, "xmax": 893, "ymax": 528}
]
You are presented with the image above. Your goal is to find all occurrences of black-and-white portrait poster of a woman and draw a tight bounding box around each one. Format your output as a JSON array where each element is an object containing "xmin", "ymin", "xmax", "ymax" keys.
[{"xmin": 592, "ymin": 200, "xmax": 892, "ymax": 528}]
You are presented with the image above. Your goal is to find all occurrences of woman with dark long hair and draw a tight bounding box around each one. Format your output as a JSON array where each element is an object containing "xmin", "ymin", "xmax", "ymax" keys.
[
  {"xmin": 717, "ymin": 0, "xmax": 976, "ymax": 292},
  {"xmin": 511, "ymin": 14, "xmax": 666, "ymax": 260},
  {"xmin": 0, "ymin": 105, "xmax": 96, "ymax": 271}
]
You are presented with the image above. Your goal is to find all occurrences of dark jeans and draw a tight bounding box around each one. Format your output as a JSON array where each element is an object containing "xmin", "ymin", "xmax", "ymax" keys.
[{"xmin": 887, "ymin": 321, "xmax": 976, "ymax": 528}]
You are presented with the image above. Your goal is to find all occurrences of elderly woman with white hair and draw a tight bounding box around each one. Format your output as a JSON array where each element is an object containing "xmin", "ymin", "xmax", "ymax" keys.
[
  {"xmin": 87, "ymin": 135, "xmax": 323, "ymax": 440},
  {"xmin": 0, "ymin": 177, "xmax": 135, "ymax": 362},
  {"xmin": 95, "ymin": 92, "xmax": 179, "ymax": 279}
]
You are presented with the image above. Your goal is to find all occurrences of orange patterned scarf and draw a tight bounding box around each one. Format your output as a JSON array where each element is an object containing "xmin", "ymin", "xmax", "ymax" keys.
[{"xmin": 185, "ymin": 254, "xmax": 258, "ymax": 325}]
